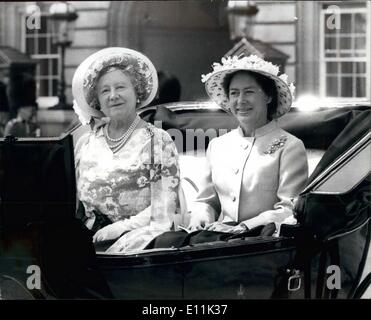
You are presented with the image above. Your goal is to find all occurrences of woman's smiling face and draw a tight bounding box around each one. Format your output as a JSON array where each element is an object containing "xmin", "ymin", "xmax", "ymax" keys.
[
  {"xmin": 97, "ymin": 69, "xmax": 137, "ymax": 120},
  {"xmin": 228, "ymin": 71, "xmax": 271, "ymax": 130}
]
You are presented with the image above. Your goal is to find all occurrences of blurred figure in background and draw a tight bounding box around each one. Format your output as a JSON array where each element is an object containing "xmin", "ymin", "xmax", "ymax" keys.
[
  {"xmin": 4, "ymin": 75, "xmax": 40, "ymax": 137},
  {"xmin": 4, "ymin": 105, "xmax": 40, "ymax": 137},
  {"xmin": 151, "ymin": 71, "xmax": 181, "ymax": 106},
  {"xmin": 0, "ymin": 80, "xmax": 10, "ymax": 136}
]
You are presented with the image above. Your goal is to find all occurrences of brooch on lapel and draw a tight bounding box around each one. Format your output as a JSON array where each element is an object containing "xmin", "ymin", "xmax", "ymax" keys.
[{"xmin": 264, "ymin": 135, "xmax": 288, "ymax": 154}]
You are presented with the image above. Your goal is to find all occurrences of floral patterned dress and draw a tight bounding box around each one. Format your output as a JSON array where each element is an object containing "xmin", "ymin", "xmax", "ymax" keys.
[{"xmin": 75, "ymin": 120, "xmax": 180, "ymax": 253}]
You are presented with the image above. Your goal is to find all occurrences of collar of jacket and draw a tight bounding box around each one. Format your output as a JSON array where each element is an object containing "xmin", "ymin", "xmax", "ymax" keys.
[{"xmin": 237, "ymin": 120, "xmax": 278, "ymax": 138}]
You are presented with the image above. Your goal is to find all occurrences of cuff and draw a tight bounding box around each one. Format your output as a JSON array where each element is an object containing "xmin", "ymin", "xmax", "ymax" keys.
[{"xmin": 238, "ymin": 222, "xmax": 249, "ymax": 231}]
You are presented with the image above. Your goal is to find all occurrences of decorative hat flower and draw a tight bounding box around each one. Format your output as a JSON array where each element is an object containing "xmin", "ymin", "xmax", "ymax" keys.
[{"xmin": 201, "ymin": 55, "xmax": 296, "ymax": 118}]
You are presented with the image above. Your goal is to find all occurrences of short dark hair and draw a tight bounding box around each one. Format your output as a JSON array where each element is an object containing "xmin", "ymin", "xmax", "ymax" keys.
[{"xmin": 222, "ymin": 70, "xmax": 278, "ymax": 120}]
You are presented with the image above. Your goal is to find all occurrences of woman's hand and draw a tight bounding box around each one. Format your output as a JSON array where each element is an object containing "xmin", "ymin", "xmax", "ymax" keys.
[
  {"xmin": 105, "ymin": 235, "xmax": 128, "ymax": 254},
  {"xmin": 187, "ymin": 216, "xmax": 213, "ymax": 231},
  {"xmin": 205, "ymin": 222, "xmax": 248, "ymax": 234},
  {"xmin": 92, "ymin": 221, "xmax": 127, "ymax": 242},
  {"xmin": 187, "ymin": 204, "xmax": 218, "ymax": 231}
]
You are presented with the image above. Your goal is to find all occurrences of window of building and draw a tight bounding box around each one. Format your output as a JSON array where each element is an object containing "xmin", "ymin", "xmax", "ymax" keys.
[
  {"xmin": 320, "ymin": 2, "xmax": 370, "ymax": 101},
  {"xmin": 22, "ymin": 7, "xmax": 60, "ymax": 107}
]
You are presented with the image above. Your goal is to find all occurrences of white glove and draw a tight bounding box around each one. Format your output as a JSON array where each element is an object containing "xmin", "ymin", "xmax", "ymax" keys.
[
  {"xmin": 92, "ymin": 221, "xmax": 128, "ymax": 242},
  {"xmin": 188, "ymin": 214, "xmax": 212, "ymax": 231},
  {"xmin": 205, "ymin": 222, "xmax": 247, "ymax": 233},
  {"xmin": 187, "ymin": 204, "xmax": 217, "ymax": 231}
]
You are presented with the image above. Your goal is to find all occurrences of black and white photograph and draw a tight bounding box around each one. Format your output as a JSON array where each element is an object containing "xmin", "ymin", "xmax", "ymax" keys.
[{"xmin": 0, "ymin": 0, "xmax": 370, "ymax": 308}]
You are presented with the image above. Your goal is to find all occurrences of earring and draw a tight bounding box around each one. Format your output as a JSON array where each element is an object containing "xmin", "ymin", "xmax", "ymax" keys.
[{"xmin": 137, "ymin": 99, "xmax": 140, "ymax": 104}]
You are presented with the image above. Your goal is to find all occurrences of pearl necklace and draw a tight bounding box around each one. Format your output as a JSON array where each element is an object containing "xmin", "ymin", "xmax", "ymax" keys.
[{"xmin": 104, "ymin": 116, "xmax": 141, "ymax": 153}]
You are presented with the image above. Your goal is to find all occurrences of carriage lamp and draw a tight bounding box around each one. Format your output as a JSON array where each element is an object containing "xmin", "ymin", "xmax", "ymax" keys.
[
  {"xmin": 49, "ymin": 2, "xmax": 78, "ymax": 109},
  {"xmin": 227, "ymin": 0, "xmax": 259, "ymax": 41}
]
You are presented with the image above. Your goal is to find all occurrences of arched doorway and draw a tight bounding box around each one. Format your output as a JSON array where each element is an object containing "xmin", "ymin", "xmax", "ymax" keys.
[{"xmin": 107, "ymin": 1, "xmax": 232, "ymax": 100}]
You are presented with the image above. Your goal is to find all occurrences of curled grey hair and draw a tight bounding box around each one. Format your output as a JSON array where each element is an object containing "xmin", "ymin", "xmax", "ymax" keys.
[{"xmin": 86, "ymin": 59, "xmax": 150, "ymax": 110}]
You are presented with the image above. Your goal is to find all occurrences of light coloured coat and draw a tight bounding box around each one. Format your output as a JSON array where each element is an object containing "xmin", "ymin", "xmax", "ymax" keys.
[{"xmin": 191, "ymin": 120, "xmax": 308, "ymax": 230}]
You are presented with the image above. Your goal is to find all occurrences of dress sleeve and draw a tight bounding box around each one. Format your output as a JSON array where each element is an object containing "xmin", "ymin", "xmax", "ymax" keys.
[
  {"xmin": 74, "ymin": 132, "xmax": 95, "ymax": 227},
  {"xmin": 74, "ymin": 132, "xmax": 90, "ymax": 182},
  {"xmin": 190, "ymin": 138, "xmax": 221, "ymax": 224},
  {"xmin": 241, "ymin": 137, "xmax": 308, "ymax": 230},
  {"xmin": 148, "ymin": 129, "xmax": 180, "ymax": 230}
]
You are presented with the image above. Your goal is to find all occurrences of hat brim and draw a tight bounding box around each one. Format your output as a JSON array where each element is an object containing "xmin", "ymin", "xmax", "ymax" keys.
[
  {"xmin": 204, "ymin": 68, "xmax": 293, "ymax": 118},
  {"xmin": 72, "ymin": 47, "xmax": 158, "ymax": 123}
]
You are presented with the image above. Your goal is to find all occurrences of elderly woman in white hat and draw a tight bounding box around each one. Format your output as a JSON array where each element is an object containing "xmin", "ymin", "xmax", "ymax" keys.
[
  {"xmin": 188, "ymin": 55, "xmax": 308, "ymax": 234},
  {"xmin": 72, "ymin": 47, "xmax": 180, "ymax": 254}
]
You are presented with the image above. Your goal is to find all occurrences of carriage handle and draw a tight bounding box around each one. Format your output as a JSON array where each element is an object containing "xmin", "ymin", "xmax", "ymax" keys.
[{"xmin": 287, "ymin": 269, "xmax": 302, "ymax": 292}]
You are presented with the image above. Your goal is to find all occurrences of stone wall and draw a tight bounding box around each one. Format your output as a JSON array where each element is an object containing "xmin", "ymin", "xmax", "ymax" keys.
[
  {"xmin": 251, "ymin": 1, "xmax": 297, "ymax": 84},
  {"xmin": 64, "ymin": 1, "xmax": 110, "ymax": 104}
]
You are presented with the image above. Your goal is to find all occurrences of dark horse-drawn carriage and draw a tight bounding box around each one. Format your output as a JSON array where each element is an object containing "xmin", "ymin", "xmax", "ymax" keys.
[{"xmin": 0, "ymin": 102, "xmax": 370, "ymax": 299}]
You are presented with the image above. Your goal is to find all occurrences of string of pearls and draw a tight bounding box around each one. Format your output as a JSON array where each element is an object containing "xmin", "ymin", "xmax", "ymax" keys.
[{"xmin": 104, "ymin": 115, "xmax": 141, "ymax": 153}]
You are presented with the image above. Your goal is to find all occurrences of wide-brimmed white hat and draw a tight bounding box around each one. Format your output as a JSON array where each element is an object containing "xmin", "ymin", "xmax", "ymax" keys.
[
  {"xmin": 72, "ymin": 47, "xmax": 158, "ymax": 125},
  {"xmin": 201, "ymin": 55, "xmax": 295, "ymax": 118}
]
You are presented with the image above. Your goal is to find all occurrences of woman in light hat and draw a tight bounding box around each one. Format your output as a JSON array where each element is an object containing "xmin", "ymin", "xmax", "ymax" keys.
[
  {"xmin": 188, "ymin": 55, "xmax": 308, "ymax": 234},
  {"xmin": 72, "ymin": 47, "xmax": 180, "ymax": 254}
]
